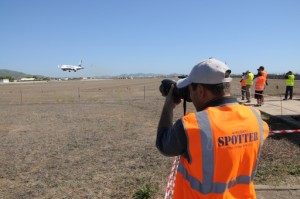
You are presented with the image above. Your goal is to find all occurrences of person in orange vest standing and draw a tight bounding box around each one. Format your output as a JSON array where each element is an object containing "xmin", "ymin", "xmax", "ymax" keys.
[
  {"xmin": 240, "ymin": 72, "xmax": 247, "ymax": 100},
  {"xmin": 254, "ymin": 71, "xmax": 266, "ymax": 106},
  {"xmin": 156, "ymin": 58, "xmax": 269, "ymax": 199},
  {"xmin": 257, "ymin": 66, "xmax": 268, "ymax": 104}
]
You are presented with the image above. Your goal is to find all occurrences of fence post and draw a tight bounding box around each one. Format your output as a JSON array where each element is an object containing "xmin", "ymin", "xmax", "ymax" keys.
[
  {"xmin": 78, "ymin": 87, "xmax": 80, "ymax": 102},
  {"xmin": 276, "ymin": 85, "xmax": 283, "ymax": 116},
  {"xmin": 20, "ymin": 89, "xmax": 22, "ymax": 105},
  {"xmin": 144, "ymin": 85, "xmax": 146, "ymax": 100}
]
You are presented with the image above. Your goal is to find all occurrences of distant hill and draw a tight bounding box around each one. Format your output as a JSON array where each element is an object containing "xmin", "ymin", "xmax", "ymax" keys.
[{"xmin": 0, "ymin": 69, "xmax": 32, "ymax": 78}]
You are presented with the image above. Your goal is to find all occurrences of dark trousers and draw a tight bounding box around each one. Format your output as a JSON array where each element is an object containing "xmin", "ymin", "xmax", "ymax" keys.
[
  {"xmin": 241, "ymin": 86, "xmax": 246, "ymax": 99},
  {"xmin": 285, "ymin": 86, "xmax": 293, "ymax": 99}
]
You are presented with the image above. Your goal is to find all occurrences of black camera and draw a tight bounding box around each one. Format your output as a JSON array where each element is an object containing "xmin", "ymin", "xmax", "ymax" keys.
[{"xmin": 159, "ymin": 79, "xmax": 191, "ymax": 103}]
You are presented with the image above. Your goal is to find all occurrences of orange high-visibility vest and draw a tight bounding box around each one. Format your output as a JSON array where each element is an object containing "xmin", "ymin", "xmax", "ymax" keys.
[
  {"xmin": 240, "ymin": 78, "xmax": 246, "ymax": 87},
  {"xmin": 255, "ymin": 76, "xmax": 265, "ymax": 91},
  {"xmin": 173, "ymin": 104, "xmax": 269, "ymax": 199},
  {"xmin": 261, "ymin": 71, "xmax": 267, "ymax": 79}
]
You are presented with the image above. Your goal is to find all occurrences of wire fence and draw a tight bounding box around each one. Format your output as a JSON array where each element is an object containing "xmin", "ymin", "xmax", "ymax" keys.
[
  {"xmin": 0, "ymin": 80, "xmax": 164, "ymax": 105},
  {"xmin": 0, "ymin": 78, "xmax": 299, "ymax": 105}
]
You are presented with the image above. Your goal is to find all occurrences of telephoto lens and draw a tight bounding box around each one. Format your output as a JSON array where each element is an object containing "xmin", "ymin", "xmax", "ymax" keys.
[{"xmin": 159, "ymin": 79, "xmax": 191, "ymax": 103}]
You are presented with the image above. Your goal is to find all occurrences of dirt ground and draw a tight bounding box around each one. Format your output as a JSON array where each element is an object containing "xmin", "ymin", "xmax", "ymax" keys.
[{"xmin": 0, "ymin": 78, "xmax": 299, "ymax": 198}]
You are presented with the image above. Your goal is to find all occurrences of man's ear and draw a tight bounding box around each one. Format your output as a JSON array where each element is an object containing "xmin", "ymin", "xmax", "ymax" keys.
[{"xmin": 198, "ymin": 84, "xmax": 205, "ymax": 98}]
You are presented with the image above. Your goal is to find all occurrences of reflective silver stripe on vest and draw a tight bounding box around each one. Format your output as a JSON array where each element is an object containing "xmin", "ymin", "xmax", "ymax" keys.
[
  {"xmin": 178, "ymin": 108, "xmax": 265, "ymax": 194},
  {"xmin": 249, "ymin": 107, "xmax": 265, "ymax": 173},
  {"xmin": 198, "ymin": 111, "xmax": 214, "ymax": 193},
  {"xmin": 178, "ymin": 163, "xmax": 255, "ymax": 194}
]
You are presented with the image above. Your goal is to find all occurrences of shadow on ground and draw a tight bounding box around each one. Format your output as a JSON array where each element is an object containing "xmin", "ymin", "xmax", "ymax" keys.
[{"xmin": 266, "ymin": 115, "xmax": 300, "ymax": 147}]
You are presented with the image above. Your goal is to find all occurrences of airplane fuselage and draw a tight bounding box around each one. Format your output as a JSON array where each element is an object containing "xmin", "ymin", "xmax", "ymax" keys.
[
  {"xmin": 58, "ymin": 60, "xmax": 84, "ymax": 72},
  {"xmin": 60, "ymin": 65, "xmax": 83, "ymax": 72}
]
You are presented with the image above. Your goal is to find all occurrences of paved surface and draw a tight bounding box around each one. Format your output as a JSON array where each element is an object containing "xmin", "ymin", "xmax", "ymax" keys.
[
  {"xmin": 240, "ymin": 95, "xmax": 300, "ymax": 129},
  {"xmin": 256, "ymin": 185, "xmax": 300, "ymax": 199},
  {"xmin": 239, "ymin": 95, "xmax": 300, "ymax": 198}
]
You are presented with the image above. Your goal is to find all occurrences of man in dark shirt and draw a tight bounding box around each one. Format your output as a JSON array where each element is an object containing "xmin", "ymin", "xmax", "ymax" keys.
[
  {"xmin": 156, "ymin": 96, "xmax": 238, "ymax": 160},
  {"xmin": 156, "ymin": 57, "xmax": 269, "ymax": 198},
  {"xmin": 156, "ymin": 57, "xmax": 233, "ymax": 158}
]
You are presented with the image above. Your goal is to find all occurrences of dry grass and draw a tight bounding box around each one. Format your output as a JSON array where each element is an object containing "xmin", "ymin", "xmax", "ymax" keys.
[{"xmin": 0, "ymin": 78, "xmax": 299, "ymax": 198}]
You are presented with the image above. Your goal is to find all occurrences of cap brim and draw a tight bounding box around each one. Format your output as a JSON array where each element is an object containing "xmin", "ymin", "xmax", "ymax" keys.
[{"xmin": 176, "ymin": 77, "xmax": 192, "ymax": 88}]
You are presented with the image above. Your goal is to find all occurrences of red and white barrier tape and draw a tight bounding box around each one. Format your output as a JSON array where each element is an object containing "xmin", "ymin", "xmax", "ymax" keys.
[
  {"xmin": 269, "ymin": 129, "xmax": 300, "ymax": 134},
  {"xmin": 164, "ymin": 129, "xmax": 300, "ymax": 198},
  {"xmin": 240, "ymin": 88, "xmax": 270, "ymax": 96},
  {"xmin": 164, "ymin": 156, "xmax": 180, "ymax": 199}
]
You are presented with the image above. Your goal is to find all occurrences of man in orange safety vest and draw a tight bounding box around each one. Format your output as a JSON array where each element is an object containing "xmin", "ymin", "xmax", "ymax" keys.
[
  {"xmin": 156, "ymin": 58, "xmax": 269, "ymax": 199},
  {"xmin": 240, "ymin": 72, "xmax": 247, "ymax": 100},
  {"xmin": 257, "ymin": 66, "xmax": 268, "ymax": 104},
  {"xmin": 254, "ymin": 71, "xmax": 266, "ymax": 106}
]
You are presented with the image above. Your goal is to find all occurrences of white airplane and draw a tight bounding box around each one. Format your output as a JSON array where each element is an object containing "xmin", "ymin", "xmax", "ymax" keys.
[{"xmin": 58, "ymin": 60, "xmax": 84, "ymax": 72}]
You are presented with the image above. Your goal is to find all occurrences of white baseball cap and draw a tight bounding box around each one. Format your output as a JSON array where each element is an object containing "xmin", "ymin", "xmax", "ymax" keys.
[{"xmin": 176, "ymin": 58, "xmax": 232, "ymax": 88}]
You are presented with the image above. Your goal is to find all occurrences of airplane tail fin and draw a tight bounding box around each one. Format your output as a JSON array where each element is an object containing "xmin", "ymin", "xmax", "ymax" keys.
[{"xmin": 79, "ymin": 60, "xmax": 83, "ymax": 67}]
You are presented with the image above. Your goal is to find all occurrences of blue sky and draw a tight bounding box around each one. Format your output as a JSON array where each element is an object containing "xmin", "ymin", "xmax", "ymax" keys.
[{"xmin": 1, "ymin": 0, "xmax": 299, "ymax": 77}]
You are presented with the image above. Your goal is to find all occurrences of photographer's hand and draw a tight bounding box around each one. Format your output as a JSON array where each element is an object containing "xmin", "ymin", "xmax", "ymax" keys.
[{"xmin": 158, "ymin": 84, "xmax": 181, "ymax": 128}]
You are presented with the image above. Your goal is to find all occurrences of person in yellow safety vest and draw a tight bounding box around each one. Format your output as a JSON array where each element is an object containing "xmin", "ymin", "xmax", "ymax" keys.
[
  {"xmin": 156, "ymin": 58, "xmax": 269, "ymax": 199},
  {"xmin": 240, "ymin": 72, "xmax": 247, "ymax": 100},
  {"xmin": 257, "ymin": 66, "xmax": 268, "ymax": 104},
  {"xmin": 245, "ymin": 70, "xmax": 254, "ymax": 103},
  {"xmin": 283, "ymin": 71, "xmax": 295, "ymax": 100},
  {"xmin": 254, "ymin": 71, "xmax": 266, "ymax": 106}
]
